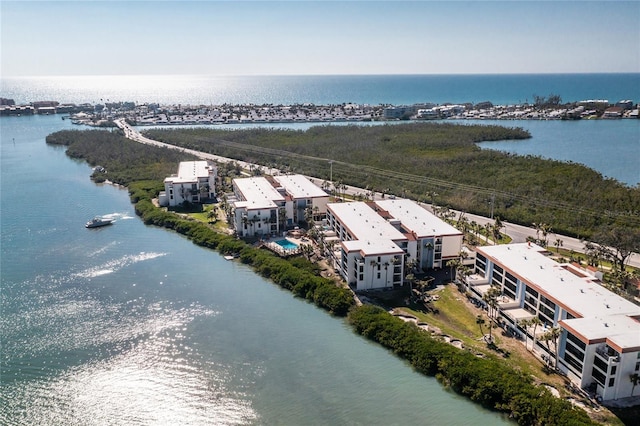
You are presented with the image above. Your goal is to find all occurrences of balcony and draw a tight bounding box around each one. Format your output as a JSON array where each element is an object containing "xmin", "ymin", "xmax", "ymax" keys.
[
  {"xmin": 595, "ymin": 345, "xmax": 620, "ymax": 364},
  {"xmin": 466, "ymin": 274, "xmax": 489, "ymax": 286},
  {"xmin": 497, "ymin": 294, "xmax": 520, "ymax": 310}
]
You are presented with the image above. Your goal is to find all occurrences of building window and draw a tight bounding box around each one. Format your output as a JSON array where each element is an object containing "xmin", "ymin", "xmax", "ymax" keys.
[
  {"xmin": 503, "ymin": 287, "xmax": 516, "ymax": 300},
  {"xmin": 525, "ymin": 286, "xmax": 539, "ymax": 298},
  {"xmin": 592, "ymin": 368, "xmax": 606, "ymax": 386},
  {"xmin": 565, "ymin": 341, "xmax": 585, "ymax": 361},
  {"xmin": 566, "ymin": 332, "xmax": 586, "ymax": 351},
  {"xmin": 608, "ymin": 378, "xmax": 615, "ymax": 387},
  {"xmin": 593, "ymin": 356, "xmax": 608, "ymax": 373},
  {"xmin": 610, "ymin": 366, "xmax": 617, "ymax": 375},
  {"xmin": 377, "ymin": 273, "xmax": 380, "ymax": 279},
  {"xmin": 504, "ymin": 280, "xmax": 517, "ymax": 294},
  {"xmin": 563, "ymin": 352, "xmax": 583, "ymax": 373},
  {"xmin": 359, "ymin": 274, "xmax": 363, "ymax": 281}
]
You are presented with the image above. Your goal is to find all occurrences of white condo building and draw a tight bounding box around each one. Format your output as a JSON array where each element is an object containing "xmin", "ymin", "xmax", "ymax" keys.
[
  {"xmin": 274, "ymin": 174, "xmax": 329, "ymax": 223},
  {"xmin": 468, "ymin": 243, "xmax": 640, "ymax": 402},
  {"xmin": 159, "ymin": 161, "xmax": 217, "ymax": 207},
  {"xmin": 232, "ymin": 176, "xmax": 286, "ymax": 238},
  {"xmin": 231, "ymin": 175, "xmax": 329, "ymax": 238},
  {"xmin": 374, "ymin": 199, "xmax": 463, "ymax": 270},
  {"xmin": 326, "ymin": 199, "xmax": 463, "ymax": 291}
]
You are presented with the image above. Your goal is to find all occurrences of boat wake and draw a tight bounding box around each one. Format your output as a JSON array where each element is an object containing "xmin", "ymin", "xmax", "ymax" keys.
[
  {"xmin": 74, "ymin": 252, "xmax": 167, "ymax": 279},
  {"xmin": 100, "ymin": 212, "xmax": 136, "ymax": 221},
  {"xmin": 87, "ymin": 241, "xmax": 119, "ymax": 257}
]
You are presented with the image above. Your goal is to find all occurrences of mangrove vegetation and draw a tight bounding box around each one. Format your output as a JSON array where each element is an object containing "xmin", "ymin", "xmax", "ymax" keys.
[
  {"xmin": 140, "ymin": 123, "xmax": 640, "ymax": 239},
  {"xmin": 44, "ymin": 128, "xmax": 603, "ymax": 425}
]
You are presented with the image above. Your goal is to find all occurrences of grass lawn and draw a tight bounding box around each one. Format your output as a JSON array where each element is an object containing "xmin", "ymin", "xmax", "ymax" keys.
[
  {"xmin": 393, "ymin": 284, "xmax": 626, "ymax": 425},
  {"xmin": 399, "ymin": 285, "xmax": 570, "ymax": 390}
]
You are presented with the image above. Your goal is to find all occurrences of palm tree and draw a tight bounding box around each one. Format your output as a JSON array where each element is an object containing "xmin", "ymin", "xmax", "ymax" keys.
[
  {"xmin": 483, "ymin": 286, "xmax": 500, "ymax": 321},
  {"xmin": 241, "ymin": 214, "xmax": 249, "ymax": 236},
  {"xmin": 482, "ymin": 286, "xmax": 501, "ymax": 342},
  {"xmin": 207, "ymin": 205, "xmax": 218, "ymax": 223},
  {"xmin": 457, "ymin": 265, "xmax": 472, "ymax": 290},
  {"xmin": 554, "ymin": 238, "xmax": 563, "ymax": 253},
  {"xmin": 548, "ymin": 327, "xmax": 561, "ymax": 367},
  {"xmin": 540, "ymin": 223, "xmax": 552, "ymax": 247},
  {"xmin": 448, "ymin": 258, "xmax": 461, "ymax": 283},
  {"xmin": 518, "ymin": 319, "xmax": 531, "ymax": 350},
  {"xmin": 630, "ymin": 373, "xmax": 640, "ymax": 397},
  {"xmin": 370, "ymin": 259, "xmax": 379, "ymax": 288},
  {"xmin": 540, "ymin": 329, "xmax": 555, "ymax": 366},
  {"xmin": 456, "ymin": 213, "xmax": 470, "ymax": 241},
  {"xmin": 492, "ymin": 216, "xmax": 503, "ymax": 241},
  {"xmin": 405, "ymin": 273, "xmax": 416, "ymax": 299},
  {"xmin": 476, "ymin": 315, "xmax": 486, "ymax": 339},
  {"xmin": 278, "ymin": 207, "xmax": 287, "ymax": 232},
  {"xmin": 530, "ymin": 317, "xmax": 542, "ymax": 352},
  {"xmin": 424, "ymin": 241, "xmax": 434, "ymax": 261},
  {"xmin": 484, "ymin": 222, "xmax": 492, "ymax": 244},
  {"xmin": 304, "ymin": 206, "xmax": 314, "ymax": 227},
  {"xmin": 532, "ymin": 222, "xmax": 541, "ymax": 242}
]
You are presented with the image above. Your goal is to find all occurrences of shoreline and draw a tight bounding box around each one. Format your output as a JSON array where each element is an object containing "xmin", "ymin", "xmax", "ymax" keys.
[{"xmin": 2, "ymin": 99, "xmax": 639, "ymax": 125}]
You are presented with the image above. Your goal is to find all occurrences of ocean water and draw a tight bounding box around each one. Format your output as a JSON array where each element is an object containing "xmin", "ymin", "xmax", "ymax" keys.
[
  {"xmin": 1, "ymin": 114, "xmax": 512, "ymax": 425},
  {"xmin": 1, "ymin": 74, "xmax": 638, "ymax": 425},
  {"xmin": 2, "ymin": 73, "xmax": 639, "ymax": 106}
]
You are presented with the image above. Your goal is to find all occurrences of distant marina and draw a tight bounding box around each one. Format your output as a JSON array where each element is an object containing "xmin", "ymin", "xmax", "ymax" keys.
[
  {"xmin": 1, "ymin": 97, "xmax": 638, "ymax": 126},
  {"xmin": 2, "ymin": 73, "xmax": 638, "ymax": 425}
]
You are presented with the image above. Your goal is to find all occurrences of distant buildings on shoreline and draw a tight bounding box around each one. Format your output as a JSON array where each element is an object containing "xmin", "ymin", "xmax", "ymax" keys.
[{"xmin": 1, "ymin": 97, "xmax": 638, "ymax": 123}]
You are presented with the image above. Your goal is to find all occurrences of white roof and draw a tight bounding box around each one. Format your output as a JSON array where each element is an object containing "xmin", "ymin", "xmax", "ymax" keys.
[
  {"xmin": 166, "ymin": 161, "xmax": 213, "ymax": 184},
  {"xmin": 478, "ymin": 243, "xmax": 639, "ymax": 318},
  {"xmin": 234, "ymin": 177, "xmax": 284, "ymax": 210},
  {"xmin": 274, "ymin": 174, "xmax": 327, "ymax": 199},
  {"xmin": 478, "ymin": 243, "xmax": 640, "ymax": 350},
  {"xmin": 342, "ymin": 239, "xmax": 405, "ymax": 256},
  {"xmin": 562, "ymin": 315, "xmax": 640, "ymax": 352},
  {"xmin": 375, "ymin": 199, "xmax": 462, "ymax": 238},
  {"xmin": 328, "ymin": 202, "xmax": 406, "ymax": 242}
]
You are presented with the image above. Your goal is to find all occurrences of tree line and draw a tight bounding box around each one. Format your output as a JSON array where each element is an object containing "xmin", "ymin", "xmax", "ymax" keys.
[
  {"xmin": 46, "ymin": 128, "xmax": 603, "ymax": 424},
  {"xmin": 348, "ymin": 305, "xmax": 596, "ymax": 426},
  {"xmin": 141, "ymin": 123, "xmax": 640, "ymax": 240}
]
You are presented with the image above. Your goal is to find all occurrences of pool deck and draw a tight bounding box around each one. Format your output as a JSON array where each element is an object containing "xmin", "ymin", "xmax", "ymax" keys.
[{"xmin": 264, "ymin": 237, "xmax": 304, "ymax": 257}]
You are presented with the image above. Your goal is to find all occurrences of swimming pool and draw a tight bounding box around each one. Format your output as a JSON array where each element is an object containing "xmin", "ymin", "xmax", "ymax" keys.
[{"xmin": 274, "ymin": 239, "xmax": 299, "ymax": 250}]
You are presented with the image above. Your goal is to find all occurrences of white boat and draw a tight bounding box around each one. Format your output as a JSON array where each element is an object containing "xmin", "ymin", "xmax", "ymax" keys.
[{"xmin": 85, "ymin": 217, "xmax": 114, "ymax": 228}]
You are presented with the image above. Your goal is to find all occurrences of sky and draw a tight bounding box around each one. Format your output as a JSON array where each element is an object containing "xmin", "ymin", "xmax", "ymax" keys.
[{"xmin": 1, "ymin": 1, "xmax": 639, "ymax": 77}]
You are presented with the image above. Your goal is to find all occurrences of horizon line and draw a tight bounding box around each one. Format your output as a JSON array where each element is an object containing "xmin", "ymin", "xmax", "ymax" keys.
[{"xmin": 3, "ymin": 71, "xmax": 639, "ymax": 79}]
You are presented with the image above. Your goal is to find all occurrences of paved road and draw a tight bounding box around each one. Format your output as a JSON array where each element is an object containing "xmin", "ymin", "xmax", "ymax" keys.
[{"xmin": 114, "ymin": 119, "xmax": 640, "ymax": 269}]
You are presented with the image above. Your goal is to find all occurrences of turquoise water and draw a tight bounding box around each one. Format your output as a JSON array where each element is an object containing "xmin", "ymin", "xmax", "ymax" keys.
[
  {"xmin": 274, "ymin": 239, "xmax": 299, "ymax": 251},
  {"xmin": 477, "ymin": 119, "xmax": 640, "ymax": 186},
  {"xmin": 1, "ymin": 114, "xmax": 511, "ymax": 425},
  {"xmin": 2, "ymin": 73, "xmax": 638, "ymax": 106},
  {"xmin": 1, "ymin": 73, "xmax": 637, "ymax": 424}
]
